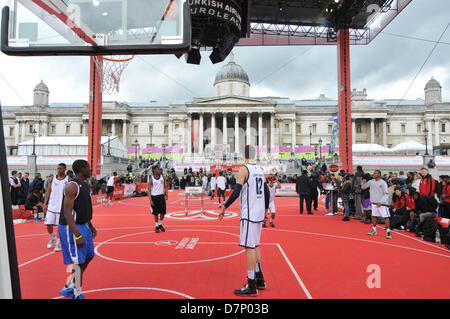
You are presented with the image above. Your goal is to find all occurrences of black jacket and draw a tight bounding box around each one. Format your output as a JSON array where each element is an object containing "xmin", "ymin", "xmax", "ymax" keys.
[
  {"xmin": 309, "ymin": 175, "xmax": 320, "ymax": 192},
  {"xmin": 296, "ymin": 175, "xmax": 312, "ymax": 194}
]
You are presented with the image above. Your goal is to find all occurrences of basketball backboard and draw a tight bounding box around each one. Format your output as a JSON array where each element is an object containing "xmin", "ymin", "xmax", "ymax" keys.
[{"xmin": 1, "ymin": 0, "xmax": 191, "ymax": 56}]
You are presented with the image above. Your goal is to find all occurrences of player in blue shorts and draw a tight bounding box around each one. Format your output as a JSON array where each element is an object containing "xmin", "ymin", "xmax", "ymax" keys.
[{"xmin": 59, "ymin": 160, "xmax": 97, "ymax": 299}]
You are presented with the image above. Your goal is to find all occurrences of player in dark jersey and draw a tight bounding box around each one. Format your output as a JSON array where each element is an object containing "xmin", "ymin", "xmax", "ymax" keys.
[{"xmin": 59, "ymin": 160, "xmax": 97, "ymax": 299}]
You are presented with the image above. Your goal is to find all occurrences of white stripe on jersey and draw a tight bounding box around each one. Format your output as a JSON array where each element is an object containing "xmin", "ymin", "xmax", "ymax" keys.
[{"xmin": 240, "ymin": 164, "xmax": 266, "ymax": 223}]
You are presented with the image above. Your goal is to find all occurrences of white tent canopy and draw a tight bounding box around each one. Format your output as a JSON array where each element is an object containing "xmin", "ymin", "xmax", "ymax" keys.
[
  {"xmin": 18, "ymin": 136, "xmax": 128, "ymax": 158},
  {"xmin": 391, "ymin": 140, "xmax": 432, "ymax": 152},
  {"xmin": 352, "ymin": 144, "xmax": 392, "ymax": 153}
]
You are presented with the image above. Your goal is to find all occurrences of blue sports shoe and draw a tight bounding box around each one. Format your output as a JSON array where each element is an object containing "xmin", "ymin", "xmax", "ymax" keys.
[
  {"xmin": 73, "ymin": 294, "xmax": 84, "ymax": 299},
  {"xmin": 60, "ymin": 287, "xmax": 74, "ymax": 299}
]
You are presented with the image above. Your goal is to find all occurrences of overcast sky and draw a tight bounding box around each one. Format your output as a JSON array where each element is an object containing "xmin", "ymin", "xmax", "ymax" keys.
[{"xmin": 0, "ymin": 0, "xmax": 449, "ymax": 106}]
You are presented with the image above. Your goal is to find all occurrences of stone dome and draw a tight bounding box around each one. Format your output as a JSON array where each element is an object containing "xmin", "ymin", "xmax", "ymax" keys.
[
  {"xmin": 34, "ymin": 80, "xmax": 49, "ymax": 93},
  {"xmin": 425, "ymin": 77, "xmax": 441, "ymax": 90},
  {"xmin": 214, "ymin": 53, "xmax": 250, "ymax": 86}
]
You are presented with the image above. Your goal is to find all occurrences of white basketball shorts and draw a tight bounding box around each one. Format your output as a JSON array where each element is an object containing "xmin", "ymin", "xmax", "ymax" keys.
[
  {"xmin": 371, "ymin": 204, "xmax": 391, "ymax": 218},
  {"xmin": 45, "ymin": 210, "xmax": 60, "ymax": 226},
  {"xmin": 239, "ymin": 220, "xmax": 263, "ymax": 249},
  {"xmin": 269, "ymin": 201, "xmax": 276, "ymax": 214}
]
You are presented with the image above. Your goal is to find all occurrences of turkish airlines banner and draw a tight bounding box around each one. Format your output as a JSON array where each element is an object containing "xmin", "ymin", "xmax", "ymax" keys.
[
  {"xmin": 435, "ymin": 156, "xmax": 450, "ymax": 167},
  {"xmin": 136, "ymin": 183, "xmax": 149, "ymax": 194},
  {"xmin": 276, "ymin": 183, "xmax": 297, "ymax": 197}
]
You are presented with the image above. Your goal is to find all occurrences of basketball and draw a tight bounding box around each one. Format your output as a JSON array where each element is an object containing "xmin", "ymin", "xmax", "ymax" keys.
[{"xmin": 329, "ymin": 163, "xmax": 339, "ymax": 172}]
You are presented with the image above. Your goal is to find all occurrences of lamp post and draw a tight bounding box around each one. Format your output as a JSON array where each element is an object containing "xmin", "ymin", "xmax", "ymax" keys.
[
  {"xmin": 107, "ymin": 130, "xmax": 112, "ymax": 156},
  {"xmin": 309, "ymin": 124, "xmax": 312, "ymax": 146},
  {"xmin": 31, "ymin": 128, "xmax": 37, "ymax": 155},
  {"xmin": 423, "ymin": 128, "xmax": 429, "ymax": 155},
  {"xmin": 134, "ymin": 139, "xmax": 139, "ymax": 163}
]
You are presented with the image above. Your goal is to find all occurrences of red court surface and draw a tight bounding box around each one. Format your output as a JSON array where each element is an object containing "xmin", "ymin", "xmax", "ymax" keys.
[{"xmin": 13, "ymin": 191, "xmax": 450, "ymax": 299}]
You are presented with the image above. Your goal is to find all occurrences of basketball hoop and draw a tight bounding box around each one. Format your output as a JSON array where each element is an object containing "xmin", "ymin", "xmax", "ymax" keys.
[{"xmin": 94, "ymin": 55, "xmax": 134, "ymax": 94}]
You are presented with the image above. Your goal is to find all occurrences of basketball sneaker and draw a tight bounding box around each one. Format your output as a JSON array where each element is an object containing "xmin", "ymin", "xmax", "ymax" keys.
[
  {"xmin": 255, "ymin": 272, "xmax": 266, "ymax": 290},
  {"xmin": 60, "ymin": 287, "xmax": 74, "ymax": 299},
  {"xmin": 262, "ymin": 222, "xmax": 267, "ymax": 228},
  {"xmin": 47, "ymin": 236, "xmax": 56, "ymax": 249},
  {"xmin": 159, "ymin": 225, "xmax": 166, "ymax": 232},
  {"xmin": 73, "ymin": 294, "xmax": 85, "ymax": 299},
  {"xmin": 368, "ymin": 230, "xmax": 377, "ymax": 236},
  {"xmin": 155, "ymin": 227, "xmax": 160, "ymax": 233},
  {"xmin": 54, "ymin": 240, "xmax": 61, "ymax": 252},
  {"xmin": 234, "ymin": 279, "xmax": 258, "ymax": 297},
  {"xmin": 270, "ymin": 222, "xmax": 275, "ymax": 228},
  {"xmin": 386, "ymin": 232, "xmax": 392, "ymax": 239}
]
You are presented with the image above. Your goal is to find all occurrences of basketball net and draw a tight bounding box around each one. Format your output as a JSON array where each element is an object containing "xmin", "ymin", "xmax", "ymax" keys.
[{"xmin": 94, "ymin": 55, "xmax": 134, "ymax": 94}]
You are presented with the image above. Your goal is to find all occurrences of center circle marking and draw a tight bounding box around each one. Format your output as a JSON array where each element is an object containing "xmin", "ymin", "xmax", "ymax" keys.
[{"xmin": 95, "ymin": 229, "xmax": 244, "ymax": 265}]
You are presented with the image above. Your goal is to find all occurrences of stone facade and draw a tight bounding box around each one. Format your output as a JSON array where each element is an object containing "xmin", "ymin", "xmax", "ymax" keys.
[{"xmin": 2, "ymin": 57, "xmax": 450, "ymax": 157}]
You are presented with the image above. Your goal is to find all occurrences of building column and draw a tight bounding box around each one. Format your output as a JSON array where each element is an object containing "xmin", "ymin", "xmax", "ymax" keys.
[
  {"xmin": 435, "ymin": 119, "xmax": 440, "ymax": 147},
  {"xmin": 211, "ymin": 112, "xmax": 216, "ymax": 145},
  {"xmin": 42, "ymin": 121, "xmax": 48, "ymax": 137},
  {"xmin": 122, "ymin": 121, "xmax": 128, "ymax": 146},
  {"xmin": 111, "ymin": 120, "xmax": 116, "ymax": 136},
  {"xmin": 246, "ymin": 112, "xmax": 251, "ymax": 146},
  {"xmin": 352, "ymin": 119, "xmax": 356, "ymax": 144},
  {"xmin": 426, "ymin": 120, "xmax": 432, "ymax": 148},
  {"xmin": 223, "ymin": 112, "xmax": 228, "ymax": 149},
  {"xmin": 168, "ymin": 119, "xmax": 173, "ymax": 147},
  {"xmin": 235, "ymin": 113, "xmax": 240, "ymax": 154},
  {"xmin": 21, "ymin": 122, "xmax": 26, "ymax": 143},
  {"xmin": 382, "ymin": 120, "xmax": 387, "ymax": 147},
  {"xmin": 187, "ymin": 113, "xmax": 192, "ymax": 154},
  {"xmin": 270, "ymin": 112, "xmax": 275, "ymax": 151},
  {"xmin": 370, "ymin": 119, "xmax": 375, "ymax": 144},
  {"xmin": 291, "ymin": 118, "xmax": 296, "ymax": 150},
  {"xmin": 258, "ymin": 112, "xmax": 263, "ymax": 148},
  {"xmin": 14, "ymin": 122, "xmax": 19, "ymax": 145},
  {"xmin": 199, "ymin": 112, "xmax": 204, "ymax": 155}
]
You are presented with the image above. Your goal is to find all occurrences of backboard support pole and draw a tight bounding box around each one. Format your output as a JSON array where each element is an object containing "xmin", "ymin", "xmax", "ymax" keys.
[
  {"xmin": 337, "ymin": 28, "xmax": 353, "ymax": 174},
  {"xmin": 88, "ymin": 57, "xmax": 103, "ymax": 177}
]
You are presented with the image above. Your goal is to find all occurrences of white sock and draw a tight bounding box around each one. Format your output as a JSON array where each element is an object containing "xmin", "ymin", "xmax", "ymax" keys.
[
  {"xmin": 73, "ymin": 287, "xmax": 82, "ymax": 297},
  {"xmin": 372, "ymin": 225, "xmax": 377, "ymax": 231},
  {"xmin": 49, "ymin": 233, "xmax": 55, "ymax": 239},
  {"xmin": 248, "ymin": 270, "xmax": 255, "ymax": 280}
]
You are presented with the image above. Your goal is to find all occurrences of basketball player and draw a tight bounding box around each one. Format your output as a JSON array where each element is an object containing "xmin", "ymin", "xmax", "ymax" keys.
[
  {"xmin": 43, "ymin": 163, "xmax": 69, "ymax": 252},
  {"xmin": 102, "ymin": 172, "xmax": 117, "ymax": 206},
  {"xmin": 263, "ymin": 174, "xmax": 281, "ymax": 228},
  {"xmin": 210, "ymin": 173, "xmax": 217, "ymax": 200},
  {"xmin": 219, "ymin": 145, "xmax": 270, "ymax": 297},
  {"xmin": 59, "ymin": 160, "xmax": 97, "ymax": 299},
  {"xmin": 361, "ymin": 170, "xmax": 392, "ymax": 239},
  {"xmin": 217, "ymin": 171, "xmax": 227, "ymax": 208},
  {"xmin": 148, "ymin": 164, "xmax": 169, "ymax": 233}
]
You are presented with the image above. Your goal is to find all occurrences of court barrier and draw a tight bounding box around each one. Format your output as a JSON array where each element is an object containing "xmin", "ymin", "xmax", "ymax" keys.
[{"xmin": 276, "ymin": 183, "xmax": 297, "ymax": 197}]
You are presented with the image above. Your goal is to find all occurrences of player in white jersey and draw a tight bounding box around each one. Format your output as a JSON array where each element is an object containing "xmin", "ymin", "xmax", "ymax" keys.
[
  {"xmin": 148, "ymin": 164, "xmax": 169, "ymax": 233},
  {"xmin": 43, "ymin": 163, "xmax": 69, "ymax": 251},
  {"xmin": 219, "ymin": 145, "xmax": 270, "ymax": 297},
  {"xmin": 210, "ymin": 174, "xmax": 217, "ymax": 200},
  {"xmin": 216, "ymin": 172, "xmax": 227, "ymax": 208},
  {"xmin": 102, "ymin": 172, "xmax": 117, "ymax": 206},
  {"xmin": 263, "ymin": 174, "xmax": 281, "ymax": 228}
]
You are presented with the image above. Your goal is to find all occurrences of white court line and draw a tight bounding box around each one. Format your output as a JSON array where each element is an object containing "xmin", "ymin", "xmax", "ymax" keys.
[
  {"xmin": 277, "ymin": 244, "xmax": 313, "ymax": 299},
  {"xmin": 19, "ymin": 251, "xmax": 54, "ymax": 268},
  {"xmin": 53, "ymin": 287, "xmax": 195, "ymax": 299},
  {"xmin": 377, "ymin": 226, "xmax": 450, "ymax": 253}
]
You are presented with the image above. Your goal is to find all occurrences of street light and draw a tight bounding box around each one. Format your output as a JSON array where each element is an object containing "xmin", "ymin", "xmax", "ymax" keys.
[
  {"xmin": 31, "ymin": 128, "xmax": 37, "ymax": 155},
  {"xmin": 134, "ymin": 139, "xmax": 139, "ymax": 160},
  {"xmin": 423, "ymin": 127, "xmax": 429, "ymax": 155},
  {"xmin": 107, "ymin": 130, "xmax": 112, "ymax": 156}
]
